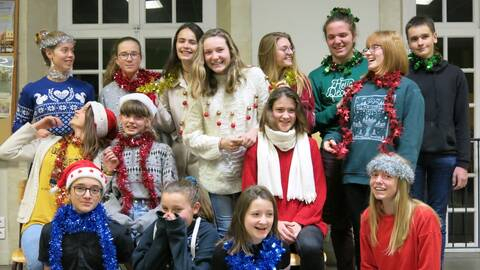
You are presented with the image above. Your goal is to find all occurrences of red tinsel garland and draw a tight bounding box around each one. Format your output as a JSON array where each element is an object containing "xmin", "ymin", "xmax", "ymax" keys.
[
  {"xmin": 335, "ymin": 71, "xmax": 403, "ymax": 159},
  {"xmin": 113, "ymin": 69, "xmax": 161, "ymax": 104},
  {"xmin": 112, "ymin": 132, "xmax": 158, "ymax": 214},
  {"xmin": 51, "ymin": 133, "xmax": 89, "ymax": 206}
]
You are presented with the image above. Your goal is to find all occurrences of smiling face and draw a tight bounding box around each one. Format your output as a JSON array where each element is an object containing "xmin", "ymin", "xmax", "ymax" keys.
[
  {"xmin": 203, "ymin": 36, "xmax": 231, "ymax": 75},
  {"xmin": 46, "ymin": 42, "xmax": 75, "ymax": 72},
  {"xmin": 270, "ymin": 95, "xmax": 297, "ymax": 132},
  {"xmin": 407, "ymin": 24, "xmax": 438, "ymax": 59},
  {"xmin": 275, "ymin": 37, "xmax": 294, "ymax": 69},
  {"xmin": 70, "ymin": 103, "xmax": 89, "ymax": 128},
  {"xmin": 176, "ymin": 28, "xmax": 199, "ymax": 66},
  {"xmin": 325, "ymin": 21, "xmax": 356, "ymax": 64},
  {"xmin": 69, "ymin": 177, "xmax": 103, "ymax": 214},
  {"xmin": 364, "ymin": 44, "xmax": 384, "ymax": 73},
  {"xmin": 119, "ymin": 113, "xmax": 150, "ymax": 137},
  {"xmin": 115, "ymin": 40, "xmax": 142, "ymax": 79},
  {"xmin": 244, "ymin": 198, "xmax": 274, "ymax": 245},
  {"xmin": 370, "ymin": 171, "xmax": 399, "ymax": 203},
  {"xmin": 161, "ymin": 191, "xmax": 200, "ymax": 226}
]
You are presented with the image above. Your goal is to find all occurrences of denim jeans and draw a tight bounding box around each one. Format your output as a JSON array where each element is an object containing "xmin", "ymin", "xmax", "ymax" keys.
[
  {"xmin": 411, "ymin": 154, "xmax": 456, "ymax": 263},
  {"xmin": 21, "ymin": 224, "xmax": 44, "ymax": 270},
  {"xmin": 209, "ymin": 192, "xmax": 240, "ymax": 238},
  {"xmin": 130, "ymin": 200, "xmax": 150, "ymax": 240}
]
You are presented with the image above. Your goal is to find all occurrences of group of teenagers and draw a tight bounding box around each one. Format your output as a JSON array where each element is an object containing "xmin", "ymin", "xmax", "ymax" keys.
[{"xmin": 0, "ymin": 6, "xmax": 470, "ymax": 270}]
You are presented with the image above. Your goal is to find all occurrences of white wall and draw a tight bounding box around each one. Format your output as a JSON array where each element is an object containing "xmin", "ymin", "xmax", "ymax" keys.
[{"xmin": 251, "ymin": 0, "xmax": 380, "ymax": 74}]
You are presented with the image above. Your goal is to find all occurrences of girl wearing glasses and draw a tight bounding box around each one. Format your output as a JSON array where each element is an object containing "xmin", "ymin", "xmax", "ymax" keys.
[
  {"xmin": 12, "ymin": 30, "xmax": 95, "ymax": 136},
  {"xmin": 322, "ymin": 31, "xmax": 425, "ymax": 268},
  {"xmin": 183, "ymin": 28, "xmax": 269, "ymax": 237},
  {"xmin": 0, "ymin": 102, "xmax": 117, "ymax": 270},
  {"xmin": 308, "ymin": 8, "xmax": 367, "ymax": 269},
  {"xmin": 38, "ymin": 160, "xmax": 133, "ymax": 270},
  {"xmin": 258, "ymin": 32, "xmax": 315, "ymax": 133}
]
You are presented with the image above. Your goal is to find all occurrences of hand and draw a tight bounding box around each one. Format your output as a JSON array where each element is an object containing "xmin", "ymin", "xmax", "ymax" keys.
[
  {"xmin": 240, "ymin": 127, "xmax": 258, "ymax": 148},
  {"xmin": 219, "ymin": 137, "xmax": 244, "ymax": 152},
  {"xmin": 278, "ymin": 221, "xmax": 296, "ymax": 244},
  {"xmin": 336, "ymin": 98, "xmax": 344, "ymax": 109},
  {"xmin": 287, "ymin": 222, "xmax": 302, "ymax": 239},
  {"xmin": 35, "ymin": 129, "xmax": 51, "ymax": 138},
  {"xmin": 102, "ymin": 147, "xmax": 119, "ymax": 173},
  {"xmin": 274, "ymin": 80, "xmax": 289, "ymax": 89},
  {"xmin": 163, "ymin": 212, "xmax": 177, "ymax": 221},
  {"xmin": 32, "ymin": 116, "xmax": 62, "ymax": 131},
  {"xmin": 323, "ymin": 139, "xmax": 337, "ymax": 153},
  {"xmin": 452, "ymin": 166, "xmax": 468, "ymax": 190}
]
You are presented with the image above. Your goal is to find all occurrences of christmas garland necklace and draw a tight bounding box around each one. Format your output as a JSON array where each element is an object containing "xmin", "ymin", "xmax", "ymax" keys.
[
  {"xmin": 408, "ymin": 52, "xmax": 442, "ymax": 72},
  {"xmin": 223, "ymin": 236, "xmax": 285, "ymax": 270},
  {"xmin": 137, "ymin": 72, "xmax": 179, "ymax": 96},
  {"xmin": 321, "ymin": 50, "xmax": 363, "ymax": 76},
  {"xmin": 335, "ymin": 71, "xmax": 403, "ymax": 159},
  {"xmin": 113, "ymin": 69, "xmax": 161, "ymax": 103},
  {"xmin": 49, "ymin": 204, "xmax": 118, "ymax": 270},
  {"xmin": 50, "ymin": 133, "xmax": 89, "ymax": 206},
  {"xmin": 112, "ymin": 132, "xmax": 158, "ymax": 214},
  {"xmin": 268, "ymin": 68, "xmax": 297, "ymax": 91}
]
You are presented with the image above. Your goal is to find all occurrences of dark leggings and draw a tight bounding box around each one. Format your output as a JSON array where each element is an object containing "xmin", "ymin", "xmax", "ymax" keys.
[
  {"xmin": 344, "ymin": 183, "xmax": 370, "ymax": 270},
  {"xmin": 321, "ymin": 150, "xmax": 355, "ymax": 270},
  {"xmin": 293, "ymin": 225, "xmax": 325, "ymax": 270}
]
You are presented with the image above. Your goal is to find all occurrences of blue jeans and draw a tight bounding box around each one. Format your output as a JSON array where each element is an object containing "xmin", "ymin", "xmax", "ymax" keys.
[
  {"xmin": 411, "ymin": 154, "xmax": 455, "ymax": 263},
  {"xmin": 21, "ymin": 224, "xmax": 44, "ymax": 270},
  {"xmin": 209, "ymin": 192, "xmax": 240, "ymax": 238},
  {"xmin": 130, "ymin": 200, "xmax": 150, "ymax": 240}
]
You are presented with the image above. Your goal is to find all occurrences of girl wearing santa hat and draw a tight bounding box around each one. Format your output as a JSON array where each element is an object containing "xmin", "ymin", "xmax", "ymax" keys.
[
  {"xmin": 38, "ymin": 160, "xmax": 133, "ymax": 270},
  {"xmin": 0, "ymin": 101, "xmax": 116, "ymax": 270}
]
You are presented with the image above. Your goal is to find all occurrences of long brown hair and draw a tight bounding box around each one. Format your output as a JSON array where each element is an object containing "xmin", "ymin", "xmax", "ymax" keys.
[
  {"xmin": 258, "ymin": 32, "xmax": 306, "ymax": 95},
  {"xmin": 81, "ymin": 107, "xmax": 110, "ymax": 158},
  {"xmin": 119, "ymin": 100, "xmax": 157, "ymax": 139},
  {"xmin": 103, "ymin": 37, "xmax": 142, "ymax": 85},
  {"xmin": 224, "ymin": 185, "xmax": 280, "ymax": 255},
  {"xmin": 162, "ymin": 178, "xmax": 214, "ymax": 223},
  {"xmin": 190, "ymin": 28, "xmax": 246, "ymax": 98},
  {"xmin": 259, "ymin": 87, "xmax": 308, "ymax": 134}
]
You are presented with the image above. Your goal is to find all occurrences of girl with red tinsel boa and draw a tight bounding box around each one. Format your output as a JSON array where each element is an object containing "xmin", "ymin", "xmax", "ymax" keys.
[
  {"xmin": 322, "ymin": 31, "xmax": 425, "ymax": 268},
  {"xmin": 103, "ymin": 93, "xmax": 178, "ymax": 239}
]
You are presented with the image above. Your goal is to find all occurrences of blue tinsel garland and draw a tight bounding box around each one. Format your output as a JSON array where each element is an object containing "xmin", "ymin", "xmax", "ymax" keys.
[
  {"xmin": 49, "ymin": 204, "xmax": 118, "ymax": 270},
  {"xmin": 223, "ymin": 236, "xmax": 286, "ymax": 270}
]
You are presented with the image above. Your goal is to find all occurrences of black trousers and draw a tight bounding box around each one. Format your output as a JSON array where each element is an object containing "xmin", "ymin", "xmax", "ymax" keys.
[
  {"xmin": 321, "ymin": 150, "xmax": 355, "ymax": 270},
  {"xmin": 293, "ymin": 225, "xmax": 325, "ymax": 270}
]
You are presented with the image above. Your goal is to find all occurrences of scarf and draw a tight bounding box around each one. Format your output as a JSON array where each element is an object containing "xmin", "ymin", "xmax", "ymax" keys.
[
  {"xmin": 257, "ymin": 126, "xmax": 316, "ymax": 203},
  {"xmin": 49, "ymin": 204, "xmax": 118, "ymax": 270}
]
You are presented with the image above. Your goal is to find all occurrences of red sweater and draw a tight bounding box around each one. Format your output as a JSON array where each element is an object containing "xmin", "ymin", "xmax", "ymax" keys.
[
  {"xmin": 242, "ymin": 137, "xmax": 327, "ymax": 236},
  {"xmin": 360, "ymin": 204, "xmax": 442, "ymax": 270},
  {"xmin": 292, "ymin": 74, "xmax": 315, "ymax": 133}
]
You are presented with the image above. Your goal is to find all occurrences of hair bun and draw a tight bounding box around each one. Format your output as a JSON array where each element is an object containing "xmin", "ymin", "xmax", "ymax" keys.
[
  {"xmin": 35, "ymin": 30, "xmax": 49, "ymax": 46},
  {"xmin": 328, "ymin": 7, "xmax": 360, "ymax": 23}
]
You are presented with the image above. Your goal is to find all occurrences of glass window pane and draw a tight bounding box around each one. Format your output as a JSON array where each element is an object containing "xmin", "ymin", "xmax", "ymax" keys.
[
  {"xmin": 448, "ymin": 212, "xmax": 474, "ymax": 244},
  {"xmin": 73, "ymin": 0, "xmax": 98, "ymax": 24},
  {"xmin": 436, "ymin": 37, "xmax": 444, "ymax": 56},
  {"xmin": 465, "ymin": 72, "xmax": 473, "ymax": 103},
  {"xmin": 74, "ymin": 74, "xmax": 99, "ymax": 100},
  {"xmin": 103, "ymin": 38, "xmax": 119, "ymax": 69},
  {"xmin": 416, "ymin": 0, "xmax": 442, "ymax": 22},
  {"xmin": 145, "ymin": 38, "xmax": 171, "ymax": 69},
  {"xmin": 146, "ymin": 0, "xmax": 172, "ymax": 23},
  {"xmin": 447, "ymin": 0, "xmax": 472, "ymax": 22},
  {"xmin": 177, "ymin": 0, "xmax": 202, "ymax": 23},
  {"xmin": 74, "ymin": 39, "xmax": 98, "ymax": 70},
  {"xmin": 448, "ymin": 38, "xmax": 473, "ymax": 68},
  {"xmin": 103, "ymin": 0, "xmax": 128, "ymax": 23},
  {"xmin": 450, "ymin": 176, "xmax": 474, "ymax": 208}
]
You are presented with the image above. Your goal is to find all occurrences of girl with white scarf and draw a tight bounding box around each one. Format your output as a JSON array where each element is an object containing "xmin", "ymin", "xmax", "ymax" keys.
[{"xmin": 242, "ymin": 87, "xmax": 327, "ymax": 270}]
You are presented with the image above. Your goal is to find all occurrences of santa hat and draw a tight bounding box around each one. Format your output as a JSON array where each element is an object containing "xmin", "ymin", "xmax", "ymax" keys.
[
  {"xmin": 87, "ymin": 101, "xmax": 117, "ymax": 139},
  {"xmin": 366, "ymin": 153, "xmax": 415, "ymax": 184},
  {"xmin": 51, "ymin": 160, "xmax": 109, "ymax": 193},
  {"xmin": 119, "ymin": 93, "xmax": 158, "ymax": 117}
]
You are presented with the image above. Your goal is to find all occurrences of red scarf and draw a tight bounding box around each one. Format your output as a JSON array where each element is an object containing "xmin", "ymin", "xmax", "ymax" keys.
[
  {"xmin": 112, "ymin": 132, "xmax": 158, "ymax": 214},
  {"xmin": 113, "ymin": 69, "xmax": 161, "ymax": 104},
  {"xmin": 335, "ymin": 71, "xmax": 403, "ymax": 159}
]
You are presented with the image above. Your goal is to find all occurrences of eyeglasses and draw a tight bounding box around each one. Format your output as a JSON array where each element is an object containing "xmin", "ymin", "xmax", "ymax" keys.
[
  {"xmin": 278, "ymin": 46, "xmax": 295, "ymax": 54},
  {"xmin": 73, "ymin": 186, "xmax": 103, "ymax": 197},
  {"xmin": 362, "ymin": 45, "xmax": 382, "ymax": 54},
  {"xmin": 117, "ymin": 51, "xmax": 141, "ymax": 60}
]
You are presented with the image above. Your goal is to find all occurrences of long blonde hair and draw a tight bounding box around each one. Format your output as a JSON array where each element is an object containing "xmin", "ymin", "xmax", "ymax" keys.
[
  {"xmin": 190, "ymin": 28, "xmax": 246, "ymax": 98},
  {"xmin": 258, "ymin": 32, "xmax": 306, "ymax": 95},
  {"xmin": 365, "ymin": 31, "xmax": 408, "ymax": 76}
]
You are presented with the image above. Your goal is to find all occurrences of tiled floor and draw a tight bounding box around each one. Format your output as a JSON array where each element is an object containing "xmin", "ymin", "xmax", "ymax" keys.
[{"xmin": 2, "ymin": 252, "xmax": 479, "ymax": 269}]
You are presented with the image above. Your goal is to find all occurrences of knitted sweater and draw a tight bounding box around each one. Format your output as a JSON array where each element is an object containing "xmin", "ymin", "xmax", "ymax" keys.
[
  {"xmin": 183, "ymin": 67, "xmax": 269, "ymax": 194},
  {"xmin": 12, "ymin": 76, "xmax": 94, "ymax": 136}
]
